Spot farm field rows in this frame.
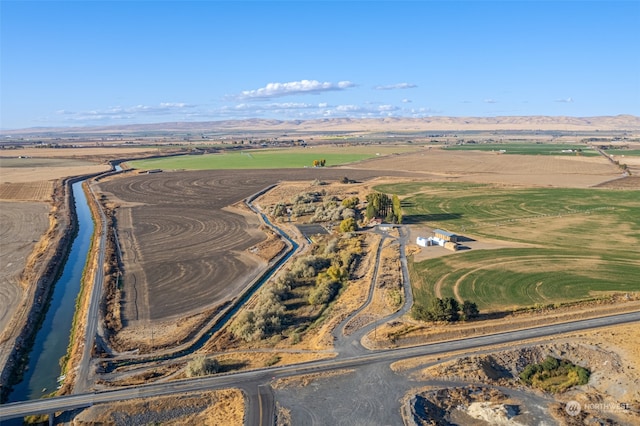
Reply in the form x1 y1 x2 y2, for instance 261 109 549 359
0 181 53 201
373 181 640 312
0 201 50 334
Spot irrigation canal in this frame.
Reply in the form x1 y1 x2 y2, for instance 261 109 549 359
6 181 93 407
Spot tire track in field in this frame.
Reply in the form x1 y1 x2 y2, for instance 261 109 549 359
449 254 602 307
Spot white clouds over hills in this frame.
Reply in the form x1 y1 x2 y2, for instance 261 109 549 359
236 79 355 100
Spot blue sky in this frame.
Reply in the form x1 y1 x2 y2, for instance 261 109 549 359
1 1 639 129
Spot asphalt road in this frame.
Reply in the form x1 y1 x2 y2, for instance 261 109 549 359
2 310 639 422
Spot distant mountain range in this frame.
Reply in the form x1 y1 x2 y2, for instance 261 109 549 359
3 115 639 136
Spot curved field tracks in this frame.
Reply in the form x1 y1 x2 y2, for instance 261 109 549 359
97 168 417 323
411 249 640 312
387 181 640 312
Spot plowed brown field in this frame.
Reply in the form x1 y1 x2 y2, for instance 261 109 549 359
0 181 53 201
347 148 621 187
0 157 110 183
0 201 50 336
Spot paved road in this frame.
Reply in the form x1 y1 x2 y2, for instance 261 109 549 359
2 311 639 422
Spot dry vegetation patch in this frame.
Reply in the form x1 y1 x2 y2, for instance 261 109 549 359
72 388 244 425
212 351 335 373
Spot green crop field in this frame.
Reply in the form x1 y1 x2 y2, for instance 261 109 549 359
127 145 419 170
376 181 640 312
607 149 640 156
443 142 599 156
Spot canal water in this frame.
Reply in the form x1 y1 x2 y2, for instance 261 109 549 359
7 180 93 403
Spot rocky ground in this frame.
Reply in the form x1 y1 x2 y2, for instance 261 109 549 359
403 325 640 426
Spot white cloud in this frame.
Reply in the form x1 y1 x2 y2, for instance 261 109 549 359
336 104 361 112
484 98 497 104
401 99 412 103
377 104 398 112
374 83 417 90
55 102 195 122
555 97 574 103
235 79 355 100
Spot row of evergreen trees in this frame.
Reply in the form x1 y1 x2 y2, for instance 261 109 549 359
365 192 402 224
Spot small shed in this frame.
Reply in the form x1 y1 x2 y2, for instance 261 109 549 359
416 236 430 247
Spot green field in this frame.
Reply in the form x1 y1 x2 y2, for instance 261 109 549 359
127 145 418 170
607 149 640 156
443 142 599 156
375 182 640 312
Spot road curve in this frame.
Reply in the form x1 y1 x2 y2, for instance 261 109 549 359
2 310 639 422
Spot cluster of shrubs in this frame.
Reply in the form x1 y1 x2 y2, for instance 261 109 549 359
231 236 363 342
311 202 356 223
270 188 360 222
412 297 479 322
270 186 367 236
185 356 220 377
519 355 590 393
230 284 288 342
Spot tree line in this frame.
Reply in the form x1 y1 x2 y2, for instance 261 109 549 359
412 297 479 322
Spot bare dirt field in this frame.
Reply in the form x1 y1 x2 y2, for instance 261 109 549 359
2 146 161 160
346 148 622 187
0 201 50 339
0 181 54 201
595 175 640 189
0 157 110 183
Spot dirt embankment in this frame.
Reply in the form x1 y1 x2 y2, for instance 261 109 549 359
0 179 75 401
